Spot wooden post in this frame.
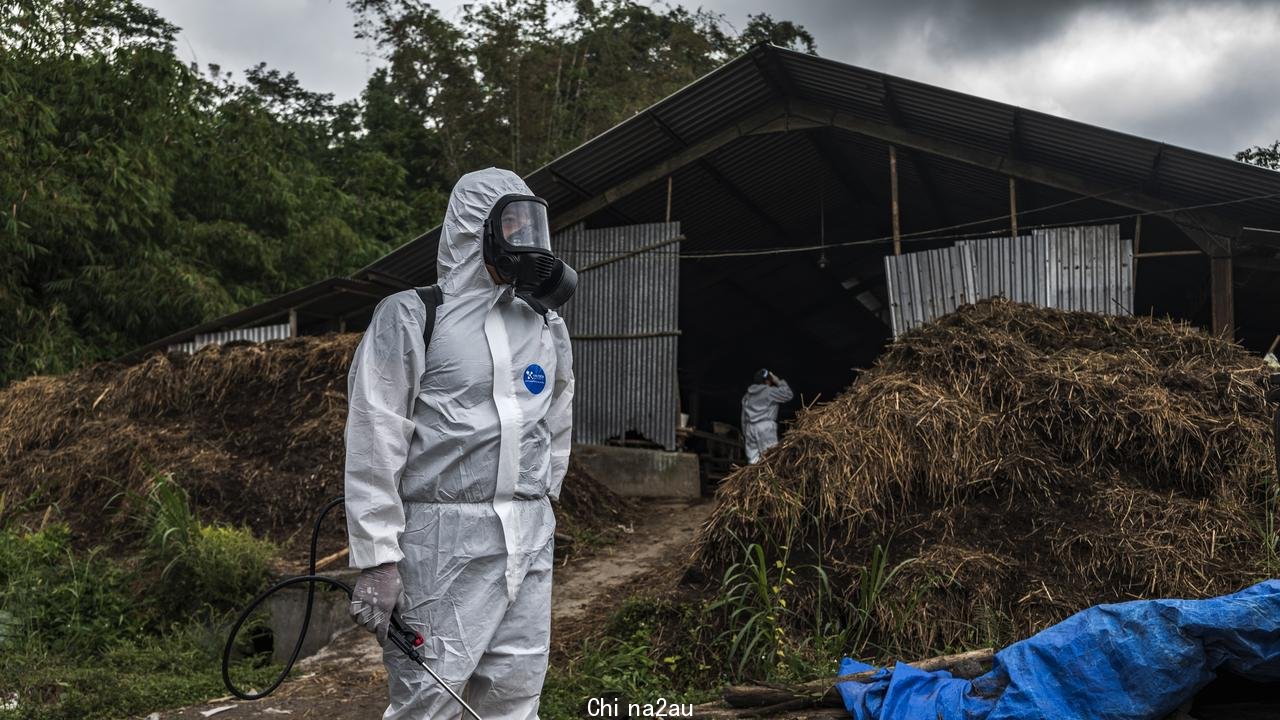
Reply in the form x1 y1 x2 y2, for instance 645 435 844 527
1210 249 1233 339
338 317 347 333
1131 215 1142 285
889 145 901 255
1008 177 1018 238
665 175 673 223
288 308 298 338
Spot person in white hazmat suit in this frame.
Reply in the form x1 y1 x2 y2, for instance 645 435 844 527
741 369 793 464
343 168 576 719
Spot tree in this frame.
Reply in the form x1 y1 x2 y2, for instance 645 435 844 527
739 13 817 54
349 0 816 173
0 0 409 382
0 0 816 384
1237 141 1280 170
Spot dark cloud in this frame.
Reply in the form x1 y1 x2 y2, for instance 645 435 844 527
720 0 1274 59
1111 33 1280 156
720 0 1280 154
143 0 1280 156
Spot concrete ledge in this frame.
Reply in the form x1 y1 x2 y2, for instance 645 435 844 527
572 444 701 499
267 568 358 663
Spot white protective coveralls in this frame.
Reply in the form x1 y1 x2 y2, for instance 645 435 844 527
740 378 793 464
344 168 574 719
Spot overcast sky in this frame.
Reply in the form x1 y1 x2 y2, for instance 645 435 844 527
144 0 1280 158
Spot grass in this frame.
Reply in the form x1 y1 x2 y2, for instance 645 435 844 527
540 538 928 718
541 598 714 720
0 474 281 719
703 533 928 682
707 541 791 679
0 626 280 720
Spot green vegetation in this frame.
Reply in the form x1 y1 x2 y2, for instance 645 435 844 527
541 540 917 719
1237 141 1280 170
542 598 715 720
0 627 279 720
705 539 914 683
1 0 815 385
0 475 279 719
141 475 276 621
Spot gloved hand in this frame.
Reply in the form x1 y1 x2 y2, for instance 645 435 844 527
349 562 403 643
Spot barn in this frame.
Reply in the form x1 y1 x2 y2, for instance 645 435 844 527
132 44 1280 468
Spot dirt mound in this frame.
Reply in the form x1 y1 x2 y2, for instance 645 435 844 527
0 334 622 546
554 458 632 540
692 299 1278 659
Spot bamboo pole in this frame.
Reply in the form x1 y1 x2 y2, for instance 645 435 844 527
717 648 996 714
1132 214 1142 285
314 546 348 570
666 175 673 223
890 145 901 255
1009 177 1018 238
1133 250 1202 259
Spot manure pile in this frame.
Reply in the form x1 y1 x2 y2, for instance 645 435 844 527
0 334 622 545
693 299 1278 658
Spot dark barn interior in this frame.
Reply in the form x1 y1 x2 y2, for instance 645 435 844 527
134 44 1280 441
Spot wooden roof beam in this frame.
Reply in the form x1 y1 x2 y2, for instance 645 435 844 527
550 102 790 231
785 99 1241 256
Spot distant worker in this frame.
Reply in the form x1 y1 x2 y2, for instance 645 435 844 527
741 369 794 464
343 168 577 719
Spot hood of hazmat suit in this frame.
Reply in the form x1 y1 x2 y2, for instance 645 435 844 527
344 167 574 719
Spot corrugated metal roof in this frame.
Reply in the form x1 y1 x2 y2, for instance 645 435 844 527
356 44 1280 285
122 277 394 360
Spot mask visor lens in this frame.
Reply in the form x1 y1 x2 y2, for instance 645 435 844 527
500 200 551 251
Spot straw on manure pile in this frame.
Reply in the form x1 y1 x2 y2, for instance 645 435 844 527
0 334 623 545
692 299 1278 659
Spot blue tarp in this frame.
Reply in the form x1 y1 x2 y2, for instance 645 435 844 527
836 580 1280 720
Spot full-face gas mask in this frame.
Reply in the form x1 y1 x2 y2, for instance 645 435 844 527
482 194 578 312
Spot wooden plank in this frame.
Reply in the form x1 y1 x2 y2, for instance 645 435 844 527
1211 254 1234 338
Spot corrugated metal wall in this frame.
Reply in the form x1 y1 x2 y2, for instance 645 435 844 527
886 223 1131 337
168 323 292 354
959 234 1045 304
1038 224 1133 315
883 245 978 337
555 222 682 450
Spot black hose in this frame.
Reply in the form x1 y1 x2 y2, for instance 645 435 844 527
221 495 348 700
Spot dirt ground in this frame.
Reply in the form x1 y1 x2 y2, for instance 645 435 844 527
149 499 712 720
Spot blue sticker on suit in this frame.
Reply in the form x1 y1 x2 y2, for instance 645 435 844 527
523 364 547 394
